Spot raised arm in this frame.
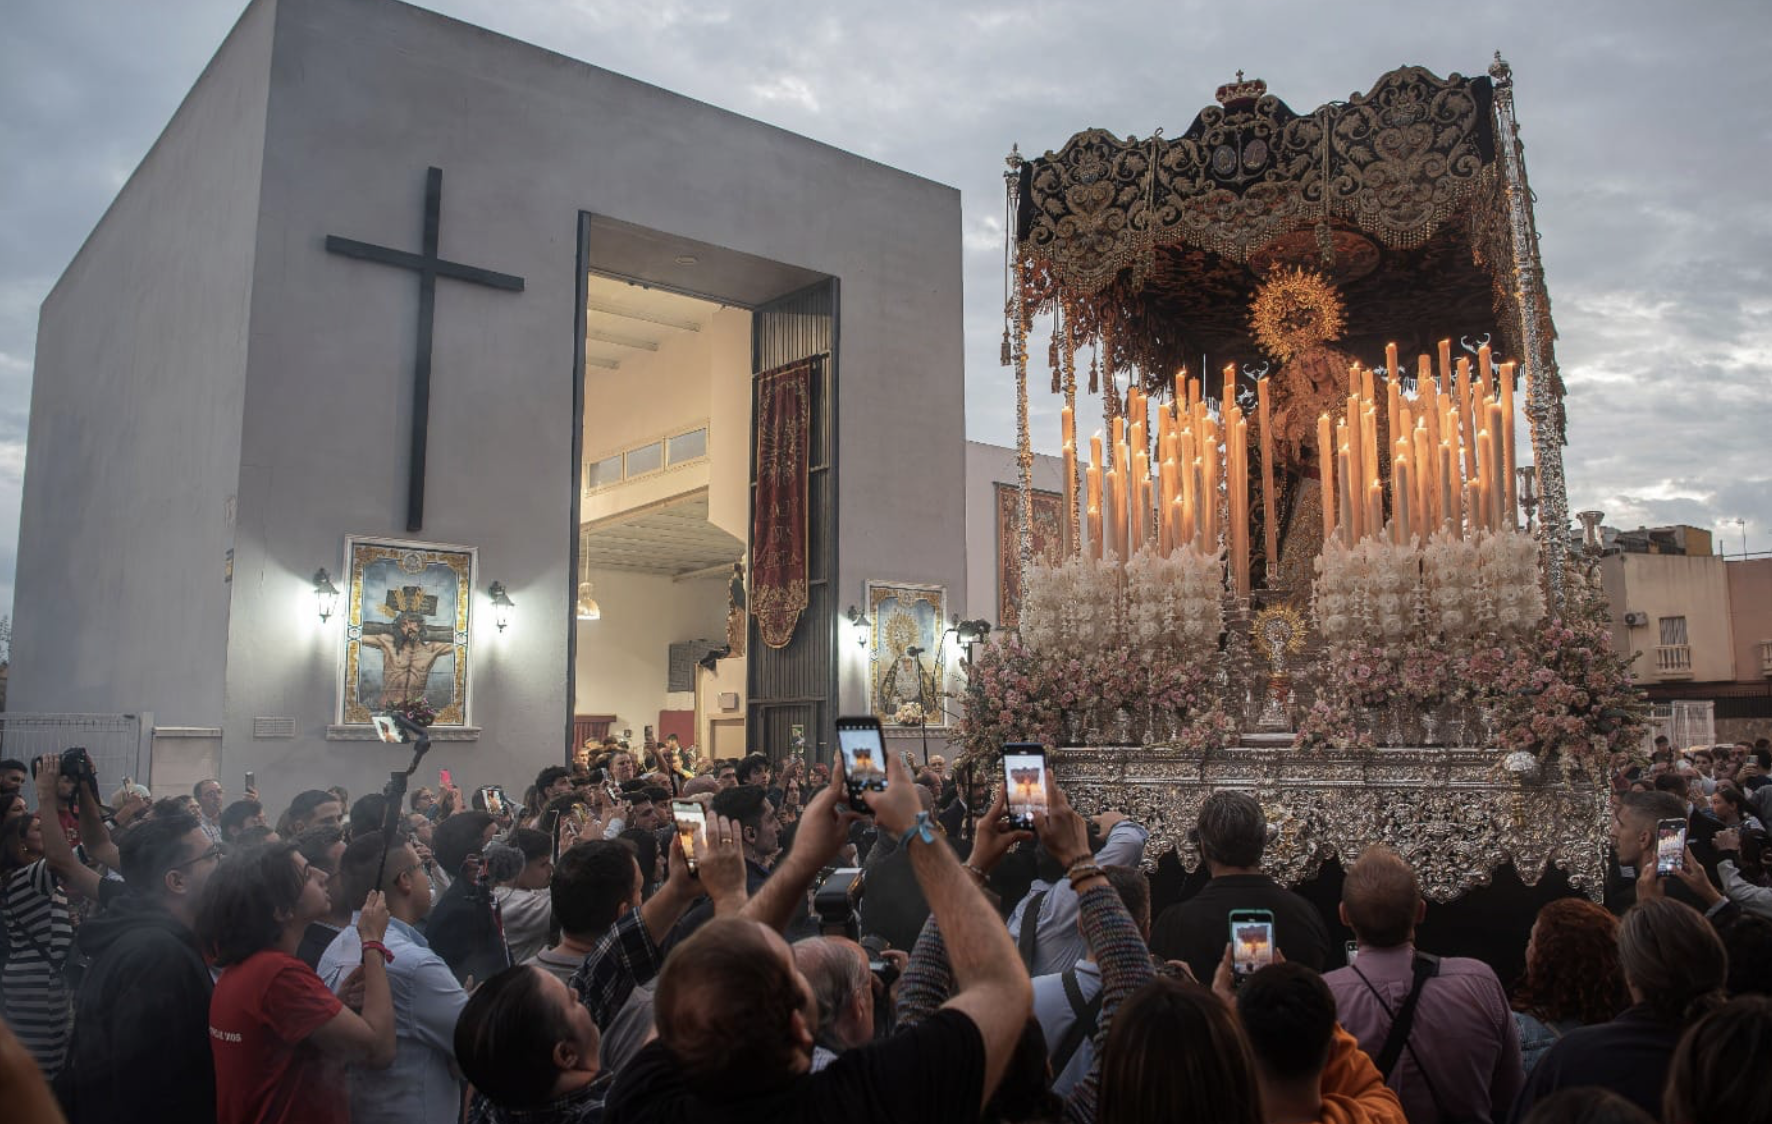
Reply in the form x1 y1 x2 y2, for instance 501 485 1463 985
33 757 101 902
76 773 121 873
895 787 1029 1030
872 754 1034 1114
307 891 397 1069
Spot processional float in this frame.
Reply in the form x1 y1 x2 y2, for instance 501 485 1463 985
962 57 1644 902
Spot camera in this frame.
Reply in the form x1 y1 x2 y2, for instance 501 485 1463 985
812 867 864 941
31 747 98 789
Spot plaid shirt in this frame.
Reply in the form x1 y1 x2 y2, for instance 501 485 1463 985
568 909 664 1028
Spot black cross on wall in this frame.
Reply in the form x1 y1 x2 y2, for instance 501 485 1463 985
325 167 525 532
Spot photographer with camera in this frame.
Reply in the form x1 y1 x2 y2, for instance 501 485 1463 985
2 754 111 1078
604 754 1032 1123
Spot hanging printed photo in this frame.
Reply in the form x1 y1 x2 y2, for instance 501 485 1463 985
339 536 475 726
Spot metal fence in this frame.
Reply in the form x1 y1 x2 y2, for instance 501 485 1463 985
1645 700 1716 753
1 713 150 810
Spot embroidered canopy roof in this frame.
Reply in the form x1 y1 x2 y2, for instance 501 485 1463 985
1013 64 1559 401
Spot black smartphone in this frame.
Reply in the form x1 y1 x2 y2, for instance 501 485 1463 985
478 785 509 818
1655 818 1688 876
834 715 888 809
1002 743 1047 831
1230 908 1276 985
244 771 256 792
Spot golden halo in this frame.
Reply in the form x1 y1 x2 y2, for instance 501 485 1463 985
1249 267 1347 363
1252 603 1309 664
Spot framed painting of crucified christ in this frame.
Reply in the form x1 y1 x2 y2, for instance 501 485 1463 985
339 535 476 727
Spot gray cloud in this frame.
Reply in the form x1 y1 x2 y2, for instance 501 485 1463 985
3 0 1769 636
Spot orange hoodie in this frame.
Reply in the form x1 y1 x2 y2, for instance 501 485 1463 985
1315 1025 1407 1124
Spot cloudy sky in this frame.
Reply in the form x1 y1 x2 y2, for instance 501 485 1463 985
3 0 1769 621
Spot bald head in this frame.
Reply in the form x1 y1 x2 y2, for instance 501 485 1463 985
1340 846 1422 949
793 936 874 1052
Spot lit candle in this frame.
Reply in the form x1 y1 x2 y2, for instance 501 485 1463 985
1385 342 1400 384
1500 361 1518 530
1086 466 1103 561
1318 413 1336 545
1114 434 1131 561
1234 414 1250 595
1258 377 1278 576
1456 358 1478 483
1223 364 1237 423
1361 365 1376 410
1421 354 1442 511
1413 423 1434 532
1395 454 1412 546
1439 441 1456 535
1367 479 1384 546
1477 343 1494 406
1107 466 1123 561
1339 444 1355 544
1476 427 1493 532
1345 396 1365 541
1133 449 1149 554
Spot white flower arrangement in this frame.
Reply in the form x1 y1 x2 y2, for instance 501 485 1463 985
894 701 925 726
1019 546 1224 660
1318 528 1546 655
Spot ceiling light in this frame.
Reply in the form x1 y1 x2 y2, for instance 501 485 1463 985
577 581 602 621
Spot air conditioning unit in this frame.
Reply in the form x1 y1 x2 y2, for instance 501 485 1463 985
1623 611 1649 628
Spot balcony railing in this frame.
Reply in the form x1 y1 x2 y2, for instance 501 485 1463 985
1760 640 1772 678
1654 644 1694 680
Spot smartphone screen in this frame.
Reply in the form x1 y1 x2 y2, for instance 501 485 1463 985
1344 940 1360 965
372 715 406 744
673 801 707 872
1230 910 1276 984
479 786 507 818
1656 818 1688 876
834 716 888 808
1002 744 1047 831
244 771 255 792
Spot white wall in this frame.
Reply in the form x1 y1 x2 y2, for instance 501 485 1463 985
706 310 753 544
21 0 963 806
10 0 274 727
573 567 728 735
963 441 1068 626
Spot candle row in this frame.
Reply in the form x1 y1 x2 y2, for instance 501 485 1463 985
1323 341 1519 548
1079 372 1253 590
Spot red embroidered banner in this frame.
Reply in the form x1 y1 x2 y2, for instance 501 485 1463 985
752 359 814 649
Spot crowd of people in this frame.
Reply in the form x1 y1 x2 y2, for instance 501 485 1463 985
0 735 1769 1124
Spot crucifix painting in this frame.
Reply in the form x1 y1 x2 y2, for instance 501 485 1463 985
341 536 475 725
325 166 525 532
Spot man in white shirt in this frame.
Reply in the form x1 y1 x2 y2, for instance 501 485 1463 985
1029 865 1151 1095
318 831 467 1124
1007 811 1150 976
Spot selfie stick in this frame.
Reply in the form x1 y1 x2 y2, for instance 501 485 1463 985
374 715 434 888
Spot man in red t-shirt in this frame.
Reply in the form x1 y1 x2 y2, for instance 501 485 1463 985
204 843 398 1124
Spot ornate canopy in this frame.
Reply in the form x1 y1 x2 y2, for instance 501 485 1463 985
1011 64 1560 408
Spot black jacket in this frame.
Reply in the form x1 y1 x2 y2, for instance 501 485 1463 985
1148 873 1333 983
57 891 215 1124
428 875 513 986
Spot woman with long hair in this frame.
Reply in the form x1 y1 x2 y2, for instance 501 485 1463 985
1512 897 1727 1120
1511 899 1629 1073
1094 976 1264 1124
1709 784 1765 831
199 841 398 1124
1 757 103 1078
1661 995 1772 1124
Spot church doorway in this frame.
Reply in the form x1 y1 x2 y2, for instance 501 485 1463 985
569 216 836 772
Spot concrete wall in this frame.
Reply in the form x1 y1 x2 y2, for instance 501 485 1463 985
572 567 727 744
1601 553 1735 684
1726 559 1772 683
215 0 962 803
963 441 1067 625
10 0 275 727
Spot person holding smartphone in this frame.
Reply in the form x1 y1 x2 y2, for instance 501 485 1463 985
606 751 1035 1123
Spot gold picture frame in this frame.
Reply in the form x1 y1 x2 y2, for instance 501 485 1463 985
339 536 475 726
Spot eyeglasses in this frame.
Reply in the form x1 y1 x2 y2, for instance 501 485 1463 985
172 845 224 871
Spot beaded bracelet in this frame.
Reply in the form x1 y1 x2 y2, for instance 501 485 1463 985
1066 862 1105 886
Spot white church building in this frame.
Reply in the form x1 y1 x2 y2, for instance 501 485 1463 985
12 0 980 806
